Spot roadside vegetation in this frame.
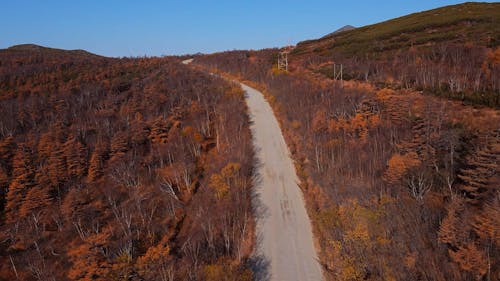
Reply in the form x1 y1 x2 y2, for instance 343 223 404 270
294 2 500 107
196 44 499 280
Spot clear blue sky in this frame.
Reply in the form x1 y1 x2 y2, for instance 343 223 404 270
0 1 489 57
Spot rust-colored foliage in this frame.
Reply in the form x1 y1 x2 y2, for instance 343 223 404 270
209 162 241 199
64 136 88 178
383 152 421 185
5 145 36 222
448 243 488 279
195 48 499 280
0 48 254 280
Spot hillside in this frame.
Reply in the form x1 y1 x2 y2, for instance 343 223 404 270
194 4 500 277
295 2 499 56
321 25 356 38
196 45 500 281
4 44 103 59
1 2 499 281
0 47 255 280
291 2 500 107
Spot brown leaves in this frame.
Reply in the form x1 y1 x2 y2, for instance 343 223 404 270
67 231 112 281
312 109 327 133
383 152 421 185
136 236 171 278
448 243 488 279
64 137 88 178
438 198 467 246
204 260 253 281
87 148 104 182
110 131 129 158
0 136 15 165
149 117 173 144
438 188 499 279
19 185 52 218
5 145 36 222
0 53 255 281
209 162 241 199
457 141 499 204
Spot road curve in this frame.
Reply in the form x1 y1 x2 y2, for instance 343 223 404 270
242 83 323 281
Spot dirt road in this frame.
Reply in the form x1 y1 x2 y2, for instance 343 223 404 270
242 83 323 281
181 58 194 65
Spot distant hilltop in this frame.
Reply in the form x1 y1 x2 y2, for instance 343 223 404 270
5 43 101 57
322 25 356 38
8 43 48 51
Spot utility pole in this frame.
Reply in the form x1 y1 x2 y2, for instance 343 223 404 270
278 50 289 72
333 63 343 87
278 46 293 72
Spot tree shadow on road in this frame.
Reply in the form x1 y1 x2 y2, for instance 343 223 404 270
249 147 272 281
249 252 271 281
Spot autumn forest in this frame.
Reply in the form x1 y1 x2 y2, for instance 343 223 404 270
0 45 255 280
1 1 499 281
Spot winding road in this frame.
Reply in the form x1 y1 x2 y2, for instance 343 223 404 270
242 83 322 281
182 58 322 280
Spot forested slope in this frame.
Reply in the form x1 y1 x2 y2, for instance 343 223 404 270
294 2 500 107
0 46 255 280
195 47 499 280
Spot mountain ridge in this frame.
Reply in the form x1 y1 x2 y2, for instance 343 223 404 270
5 43 103 58
322 25 356 38
294 2 500 56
